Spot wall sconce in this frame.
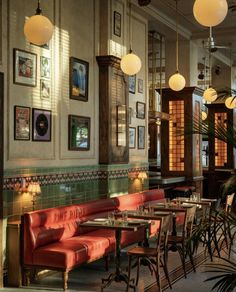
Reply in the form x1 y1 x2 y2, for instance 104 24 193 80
128 172 138 180
138 172 148 191
28 182 41 211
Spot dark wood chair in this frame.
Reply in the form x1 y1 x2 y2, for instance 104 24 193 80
167 205 197 278
126 214 172 292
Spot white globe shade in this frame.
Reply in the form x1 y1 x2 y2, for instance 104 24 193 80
168 73 186 91
24 15 54 45
120 53 142 75
202 111 207 120
225 96 236 109
203 87 217 102
193 0 228 27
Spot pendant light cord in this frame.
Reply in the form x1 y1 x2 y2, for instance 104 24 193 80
175 0 179 73
35 0 42 15
129 0 132 53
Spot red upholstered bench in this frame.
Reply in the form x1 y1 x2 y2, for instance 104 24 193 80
22 189 166 290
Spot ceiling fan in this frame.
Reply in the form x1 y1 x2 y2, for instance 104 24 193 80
202 27 230 53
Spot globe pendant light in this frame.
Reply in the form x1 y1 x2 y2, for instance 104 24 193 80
24 0 54 46
120 0 141 75
168 0 186 91
203 42 217 102
193 0 228 27
225 96 236 109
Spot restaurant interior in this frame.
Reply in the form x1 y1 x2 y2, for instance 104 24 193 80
0 0 236 291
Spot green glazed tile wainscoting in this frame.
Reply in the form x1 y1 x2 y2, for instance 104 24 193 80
4 163 149 220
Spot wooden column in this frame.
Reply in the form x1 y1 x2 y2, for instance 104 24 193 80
96 56 129 164
161 87 203 192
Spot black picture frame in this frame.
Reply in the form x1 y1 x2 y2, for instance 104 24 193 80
138 126 145 149
138 78 143 93
13 48 37 87
136 102 146 119
114 11 121 37
32 108 51 142
68 115 90 150
70 57 89 102
14 105 30 140
129 127 136 149
129 75 136 94
40 56 50 79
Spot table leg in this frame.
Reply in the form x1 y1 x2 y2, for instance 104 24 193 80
101 229 134 290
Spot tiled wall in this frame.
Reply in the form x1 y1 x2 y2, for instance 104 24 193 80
4 163 149 220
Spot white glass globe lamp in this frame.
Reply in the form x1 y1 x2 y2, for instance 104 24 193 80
225 96 236 109
203 87 218 102
24 1 53 46
193 0 228 27
120 51 142 75
168 72 186 91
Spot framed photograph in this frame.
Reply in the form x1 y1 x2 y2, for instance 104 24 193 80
117 105 126 146
40 79 50 99
70 57 89 102
138 126 145 149
138 78 143 93
68 115 90 150
32 108 51 142
129 127 136 149
13 48 37 87
136 102 145 119
114 11 121 37
14 105 30 140
129 75 136 94
40 56 50 79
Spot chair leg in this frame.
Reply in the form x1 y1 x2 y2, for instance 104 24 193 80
161 255 172 289
155 256 162 292
126 256 132 292
135 257 141 286
104 255 109 271
177 245 186 278
63 271 68 291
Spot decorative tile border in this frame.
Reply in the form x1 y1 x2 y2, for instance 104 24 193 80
3 164 149 190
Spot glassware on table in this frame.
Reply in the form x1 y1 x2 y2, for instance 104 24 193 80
108 212 115 225
122 210 128 225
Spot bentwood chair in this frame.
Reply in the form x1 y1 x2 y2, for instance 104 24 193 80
126 214 172 292
167 205 197 278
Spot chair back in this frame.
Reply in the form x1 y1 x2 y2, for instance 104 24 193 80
225 193 235 213
156 213 172 252
184 205 197 238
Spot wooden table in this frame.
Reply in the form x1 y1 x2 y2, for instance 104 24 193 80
81 218 150 290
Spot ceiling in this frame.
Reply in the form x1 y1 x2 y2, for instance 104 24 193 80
137 0 236 63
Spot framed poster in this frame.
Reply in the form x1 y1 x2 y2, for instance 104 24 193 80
128 107 132 125
68 115 90 150
13 48 37 87
129 75 136 94
40 56 50 79
138 126 145 149
129 127 136 149
14 105 30 140
136 101 145 119
32 108 51 141
138 78 143 93
70 57 89 101
40 79 50 99
114 11 121 37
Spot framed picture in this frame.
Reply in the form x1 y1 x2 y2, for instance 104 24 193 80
40 56 50 79
136 101 145 119
128 107 132 125
114 11 121 37
129 75 136 94
32 108 51 142
14 105 30 140
129 127 136 149
13 48 37 87
40 79 50 99
138 126 145 149
70 57 89 102
138 78 143 93
68 115 90 150
117 105 126 146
